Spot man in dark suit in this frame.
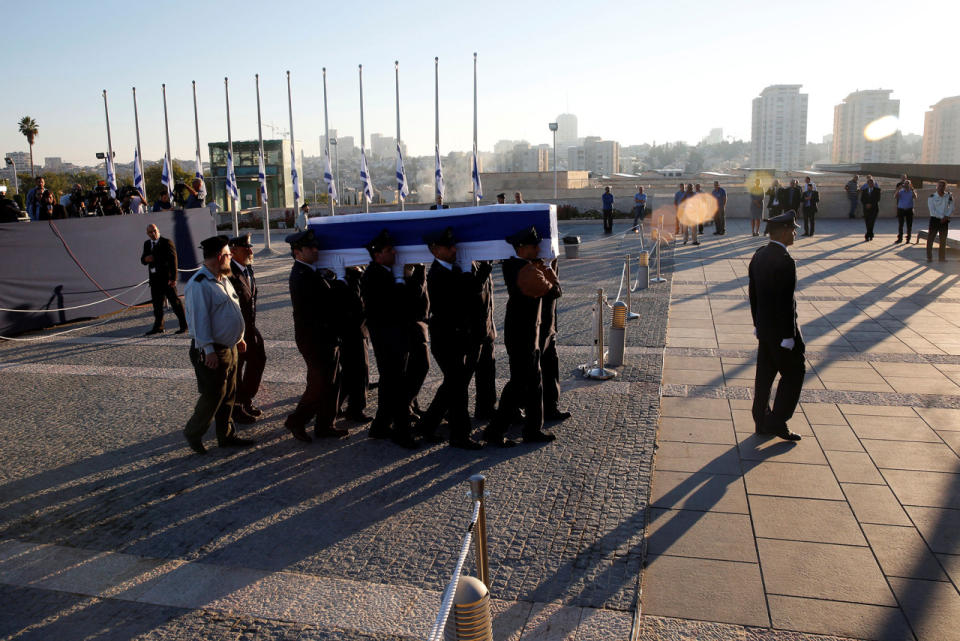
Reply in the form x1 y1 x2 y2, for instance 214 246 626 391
228 234 265 424
540 258 570 422
141 224 187 336
471 260 497 420
360 229 427 449
484 226 560 446
800 183 820 237
749 212 803 441
416 227 487 449
860 177 882 241
284 229 347 443
337 266 371 423
777 179 803 215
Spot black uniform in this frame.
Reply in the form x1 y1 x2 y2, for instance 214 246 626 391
419 259 492 443
800 190 820 236
338 266 370 418
361 262 428 440
539 258 561 415
471 263 497 419
141 236 187 333
749 240 805 436
287 261 342 436
861 185 882 241
777 185 803 214
229 260 265 413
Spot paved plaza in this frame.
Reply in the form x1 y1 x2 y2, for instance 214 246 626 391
0 217 958 640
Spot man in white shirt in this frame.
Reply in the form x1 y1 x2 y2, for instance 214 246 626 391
927 180 954 263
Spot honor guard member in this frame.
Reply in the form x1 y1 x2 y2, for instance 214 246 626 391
484 226 560 446
141 224 188 336
284 229 348 443
749 212 804 441
337 265 371 422
182 235 255 454
417 227 487 449
361 229 427 449
471 258 498 420
540 257 571 422
228 234 265 423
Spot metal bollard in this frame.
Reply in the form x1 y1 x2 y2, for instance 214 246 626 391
650 220 667 284
636 251 650 291
585 288 617 380
624 254 639 320
444 576 493 641
468 475 489 588
607 301 626 366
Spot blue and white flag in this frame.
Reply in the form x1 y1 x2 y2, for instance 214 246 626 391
161 154 174 199
225 149 239 202
105 153 118 199
323 147 337 203
472 147 483 201
434 144 444 198
290 145 300 201
396 143 409 201
258 149 268 203
360 149 373 201
133 147 146 200
194 150 207 199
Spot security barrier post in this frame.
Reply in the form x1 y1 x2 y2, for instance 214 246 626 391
468 474 489 588
585 288 617 380
624 254 639 321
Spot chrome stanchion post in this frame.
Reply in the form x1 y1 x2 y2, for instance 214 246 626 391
624 253 639 321
469 474 489 588
585 288 617 380
651 217 667 284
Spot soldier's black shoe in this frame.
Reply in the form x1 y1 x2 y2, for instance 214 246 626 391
368 426 393 439
232 407 256 424
775 429 802 441
450 437 484 450
345 411 372 423
524 430 556 443
391 433 420 449
145 328 164 336
185 435 206 455
285 419 312 443
418 430 444 444
175 327 188 334
315 426 349 439
545 410 572 421
486 435 517 448
219 435 256 447
244 404 263 417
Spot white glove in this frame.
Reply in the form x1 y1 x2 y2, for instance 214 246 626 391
753 327 757 338
780 338 795 350
332 254 346 281
391 262 405 282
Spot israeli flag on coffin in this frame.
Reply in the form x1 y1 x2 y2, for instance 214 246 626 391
360 149 373 201
133 148 146 199
472 148 483 200
396 143 409 200
290 145 300 201
161 154 174 198
195 150 207 199
105 154 118 199
434 144 444 198
258 150 268 201
324 147 337 202
225 149 239 202
307 203 558 270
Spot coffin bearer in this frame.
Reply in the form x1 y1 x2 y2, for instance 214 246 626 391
471 259 498 421
141 224 188 336
228 234 265 423
182 235 254 454
337 265 371 422
484 226 560 446
540 257 570 422
749 212 803 441
417 227 487 449
284 229 347 443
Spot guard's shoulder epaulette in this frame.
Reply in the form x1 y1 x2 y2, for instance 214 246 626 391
194 272 206 281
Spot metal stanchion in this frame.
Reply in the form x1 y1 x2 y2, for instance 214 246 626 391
636 250 650 291
585 288 617 380
607 301 626 366
651 219 666 284
468 474 489 588
624 254 639 321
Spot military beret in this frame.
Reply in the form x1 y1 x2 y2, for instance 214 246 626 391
229 233 252 248
763 211 800 228
496 193 506 199
423 226 457 247
285 229 319 249
199 235 230 255
366 228 396 254
506 226 542 247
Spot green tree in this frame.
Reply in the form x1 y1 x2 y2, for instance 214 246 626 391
143 161 192 205
17 117 38 177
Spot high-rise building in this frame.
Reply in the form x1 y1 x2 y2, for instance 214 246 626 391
750 85 808 170
556 114 578 151
703 128 723 145
831 90 899 163
567 137 619 174
921 96 960 164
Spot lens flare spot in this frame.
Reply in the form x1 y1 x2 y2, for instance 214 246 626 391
677 193 718 226
863 115 899 142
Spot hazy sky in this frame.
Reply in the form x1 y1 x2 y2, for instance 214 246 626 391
4 0 956 166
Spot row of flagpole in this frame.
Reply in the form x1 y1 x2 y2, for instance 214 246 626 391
98 55 484 247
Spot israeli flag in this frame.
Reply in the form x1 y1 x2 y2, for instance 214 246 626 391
225 149 239 202
360 149 373 201
323 147 337 203
396 143 409 201
161 154 174 199
290 145 300 201
105 154 118 199
194 150 207 199
472 148 483 200
434 144 444 198
258 149 268 202
133 148 146 200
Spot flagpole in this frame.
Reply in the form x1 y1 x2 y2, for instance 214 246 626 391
359 64 369 213
286 70 300 223
473 52 479 206
132 87 144 196
434 56 440 201
322 67 334 216
395 60 403 211
162 83 172 190
225 77 238 236
102 90 114 181
192 80 203 198
255 73 272 251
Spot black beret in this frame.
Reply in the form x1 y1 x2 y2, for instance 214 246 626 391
229 233 252 248
285 229 319 249
366 228 396 254
423 226 457 247
506 226 542 247
496 193 506 199
199 235 230 254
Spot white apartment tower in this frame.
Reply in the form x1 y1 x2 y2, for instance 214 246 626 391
831 90 900 163
555 114 578 151
751 85 808 170
921 96 960 164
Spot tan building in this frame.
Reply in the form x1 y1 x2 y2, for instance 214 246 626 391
751 85 808 170
568 137 620 174
832 89 900 163
921 96 960 164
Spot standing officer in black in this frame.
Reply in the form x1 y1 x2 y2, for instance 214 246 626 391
417 227 487 450
228 234 265 423
361 229 426 449
337 265 371 422
142 223 187 336
860 177 882 241
470 260 497 420
749 212 803 441
285 230 348 443
540 257 571 422
484 227 559 446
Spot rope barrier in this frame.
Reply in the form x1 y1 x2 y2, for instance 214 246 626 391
427 500 482 641
0 280 150 313
0 305 145 342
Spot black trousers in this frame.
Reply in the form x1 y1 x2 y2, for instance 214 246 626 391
421 334 476 440
288 345 340 433
488 344 543 438
927 217 950 261
540 332 560 413
184 344 238 443
802 209 816 236
752 339 805 434
896 208 914 240
149 276 186 330
847 197 858 218
602 210 613 233
236 326 265 408
714 207 726 234
339 330 369 414
405 325 430 412
471 337 497 416
370 333 416 436
863 204 878 239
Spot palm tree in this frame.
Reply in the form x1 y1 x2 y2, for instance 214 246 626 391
18 117 38 177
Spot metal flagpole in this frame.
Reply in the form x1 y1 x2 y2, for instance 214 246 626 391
224 77 238 236
359 64 369 213
102 90 114 176
473 52 479 206
132 87 144 196
162 83 173 197
192 80 203 195
322 67 334 216
286 70 300 222
255 73 272 251
395 60 403 211
434 56 440 201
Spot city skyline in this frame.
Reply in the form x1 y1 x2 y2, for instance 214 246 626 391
2 0 955 168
